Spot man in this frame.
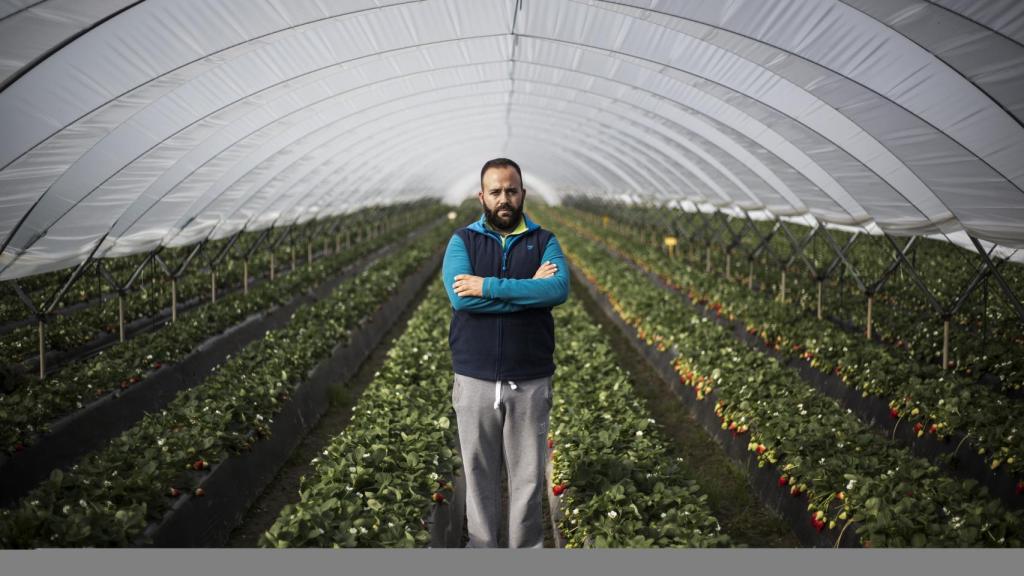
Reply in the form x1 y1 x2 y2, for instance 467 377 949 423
442 158 570 548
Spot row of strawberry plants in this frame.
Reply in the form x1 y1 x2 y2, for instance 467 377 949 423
0 204 401 327
0 203 430 368
573 200 1024 392
547 297 730 548
260 280 459 548
538 206 1024 547
559 206 1024 484
0 207 447 456
0 219 456 547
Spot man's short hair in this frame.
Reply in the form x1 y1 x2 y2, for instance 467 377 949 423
480 158 523 189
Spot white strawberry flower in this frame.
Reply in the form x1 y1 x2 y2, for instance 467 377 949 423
607 510 618 519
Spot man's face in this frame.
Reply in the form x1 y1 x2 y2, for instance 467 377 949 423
479 165 525 232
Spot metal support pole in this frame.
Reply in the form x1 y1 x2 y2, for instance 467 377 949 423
38 319 45 379
866 295 874 339
118 293 125 342
725 252 731 279
780 270 787 303
270 253 275 281
290 245 296 272
943 318 950 369
706 246 712 273
748 259 754 290
243 260 249 296
307 240 312 267
211 270 216 304
171 278 177 323
817 279 823 320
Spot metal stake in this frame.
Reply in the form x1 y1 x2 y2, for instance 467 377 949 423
118 293 125 342
38 319 45 379
817 280 823 320
943 318 950 370
866 295 873 339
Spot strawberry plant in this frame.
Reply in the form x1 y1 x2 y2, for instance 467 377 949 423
549 298 730 548
260 281 460 548
0 217 459 548
557 206 1024 481
0 204 446 455
537 205 1024 547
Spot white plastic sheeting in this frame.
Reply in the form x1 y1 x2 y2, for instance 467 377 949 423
0 0 1022 280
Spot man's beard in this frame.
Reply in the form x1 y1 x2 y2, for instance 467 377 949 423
484 202 523 232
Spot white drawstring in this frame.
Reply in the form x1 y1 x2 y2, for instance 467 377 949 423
493 380 519 409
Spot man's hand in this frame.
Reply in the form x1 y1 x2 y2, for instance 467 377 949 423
533 261 558 279
453 274 484 298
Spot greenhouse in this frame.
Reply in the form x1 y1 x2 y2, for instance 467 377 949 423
1 0 1024 555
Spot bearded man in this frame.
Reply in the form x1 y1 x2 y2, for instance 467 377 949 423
441 157 569 548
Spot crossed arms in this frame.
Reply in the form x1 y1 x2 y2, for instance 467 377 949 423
442 234 570 313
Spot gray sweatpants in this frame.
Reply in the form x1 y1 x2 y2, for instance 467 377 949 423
452 373 552 548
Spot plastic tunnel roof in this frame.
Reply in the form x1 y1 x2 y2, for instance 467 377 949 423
1 0 1023 281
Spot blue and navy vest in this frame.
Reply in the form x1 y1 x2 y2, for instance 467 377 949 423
449 226 555 381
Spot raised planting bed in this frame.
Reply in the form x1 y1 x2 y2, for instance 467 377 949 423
537 205 1024 548
141 251 445 547
0 218 459 548
260 280 463 548
546 297 730 548
556 206 1024 507
0 214 447 507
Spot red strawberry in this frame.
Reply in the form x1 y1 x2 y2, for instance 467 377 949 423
755 444 767 455
194 487 205 497
169 487 181 497
790 485 802 497
778 475 788 488
1016 480 1024 496
889 407 900 419
152 361 162 369
914 422 924 435
192 459 207 471
432 492 446 503
929 424 938 435
547 437 554 449
552 483 566 496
